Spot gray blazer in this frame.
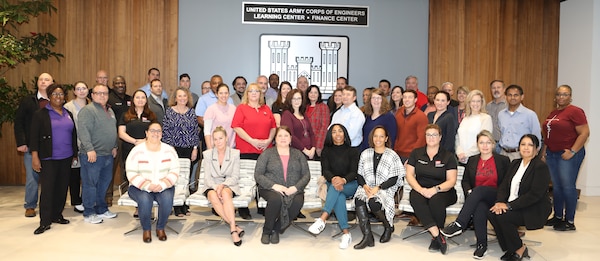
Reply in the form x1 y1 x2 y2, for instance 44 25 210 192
200 147 241 195
148 95 167 124
254 147 310 192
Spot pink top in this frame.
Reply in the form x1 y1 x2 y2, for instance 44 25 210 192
204 103 237 148
280 154 290 182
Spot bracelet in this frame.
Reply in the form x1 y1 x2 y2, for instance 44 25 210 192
570 149 577 155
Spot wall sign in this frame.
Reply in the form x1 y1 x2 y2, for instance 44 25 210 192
243 2 369 27
259 34 349 95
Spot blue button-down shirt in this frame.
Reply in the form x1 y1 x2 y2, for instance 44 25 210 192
498 104 541 149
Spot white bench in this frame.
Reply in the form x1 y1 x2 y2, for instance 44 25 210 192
185 159 256 233
399 166 465 240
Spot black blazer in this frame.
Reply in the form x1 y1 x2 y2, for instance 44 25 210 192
496 156 551 230
14 94 40 147
29 107 78 159
462 152 510 197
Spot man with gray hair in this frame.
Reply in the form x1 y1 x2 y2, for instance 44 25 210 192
441 81 459 107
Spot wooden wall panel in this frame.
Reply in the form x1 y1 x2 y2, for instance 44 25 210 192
428 0 559 122
1 0 178 185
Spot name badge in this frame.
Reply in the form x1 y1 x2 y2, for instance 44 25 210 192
435 160 445 168
418 159 428 165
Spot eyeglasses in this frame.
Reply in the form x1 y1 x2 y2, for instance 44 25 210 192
425 133 440 137
556 93 570 97
291 97 302 101
51 93 65 97
148 129 161 133
93 92 109 96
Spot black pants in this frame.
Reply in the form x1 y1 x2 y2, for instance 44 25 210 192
69 167 82 205
455 186 497 245
410 188 457 229
488 208 525 253
259 189 303 234
354 197 383 213
39 157 72 226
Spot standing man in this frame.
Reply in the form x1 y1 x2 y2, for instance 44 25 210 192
195 74 234 127
96 70 109 87
296 75 309 93
393 89 428 163
405 75 428 110
230 76 247 106
179 73 199 107
78 84 119 224
15 73 53 217
327 77 348 109
486 80 507 144
147 79 168 124
330 86 365 147
107 75 131 206
256 75 275 108
441 81 459 107
139 68 168 98
378 79 391 97
267 73 279 101
497 84 542 161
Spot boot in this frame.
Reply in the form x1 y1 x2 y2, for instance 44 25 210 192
373 210 393 243
353 205 375 249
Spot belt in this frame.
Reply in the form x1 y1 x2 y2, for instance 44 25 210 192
502 147 518 153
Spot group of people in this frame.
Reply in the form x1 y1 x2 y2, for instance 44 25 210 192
15 70 589 257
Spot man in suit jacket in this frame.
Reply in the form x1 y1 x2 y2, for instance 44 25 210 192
147 79 168 124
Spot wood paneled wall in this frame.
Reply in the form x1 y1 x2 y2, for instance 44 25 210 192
0 0 178 185
428 0 559 122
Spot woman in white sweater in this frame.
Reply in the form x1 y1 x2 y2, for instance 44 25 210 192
126 122 180 243
455 90 493 164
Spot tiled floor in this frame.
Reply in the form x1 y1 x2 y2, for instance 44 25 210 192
1 186 598 260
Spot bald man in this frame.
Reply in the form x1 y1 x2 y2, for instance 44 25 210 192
15 72 54 217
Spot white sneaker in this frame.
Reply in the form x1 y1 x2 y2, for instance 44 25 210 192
339 233 352 249
98 210 117 219
84 214 103 224
308 218 326 235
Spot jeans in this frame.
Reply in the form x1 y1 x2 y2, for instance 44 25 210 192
322 180 358 230
546 147 586 222
24 151 40 209
128 185 174 231
80 154 114 217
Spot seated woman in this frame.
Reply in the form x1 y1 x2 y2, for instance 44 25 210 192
125 123 180 243
406 124 458 255
199 126 244 246
441 130 510 259
254 126 310 245
489 134 551 261
307 124 360 249
353 126 405 249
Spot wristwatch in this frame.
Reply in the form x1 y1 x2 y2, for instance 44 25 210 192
435 185 441 192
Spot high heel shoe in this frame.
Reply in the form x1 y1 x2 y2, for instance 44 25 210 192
509 247 530 261
231 231 242 246
236 225 245 238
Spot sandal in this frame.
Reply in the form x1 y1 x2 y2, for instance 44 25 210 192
174 207 184 217
236 225 245 238
230 231 242 246
184 205 191 216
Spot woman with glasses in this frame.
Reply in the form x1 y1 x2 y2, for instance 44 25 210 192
30 84 77 234
281 89 316 159
441 130 510 259
406 124 458 255
542 85 590 231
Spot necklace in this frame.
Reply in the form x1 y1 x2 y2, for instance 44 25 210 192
481 157 492 167
299 118 309 137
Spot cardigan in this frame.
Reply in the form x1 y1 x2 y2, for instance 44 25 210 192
200 147 241 195
254 147 310 192
496 156 552 229
461 153 510 197
125 142 180 192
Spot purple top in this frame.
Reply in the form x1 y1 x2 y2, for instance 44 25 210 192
46 104 75 160
162 107 200 148
280 110 316 151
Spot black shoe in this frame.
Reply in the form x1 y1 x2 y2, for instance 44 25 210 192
52 218 70 224
436 234 448 254
34 225 51 235
428 238 440 252
238 208 252 220
441 221 463 237
554 221 576 231
270 230 280 244
546 216 563 226
508 247 530 261
501 251 514 260
473 244 487 259
261 233 270 244
353 205 375 250
257 207 265 215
